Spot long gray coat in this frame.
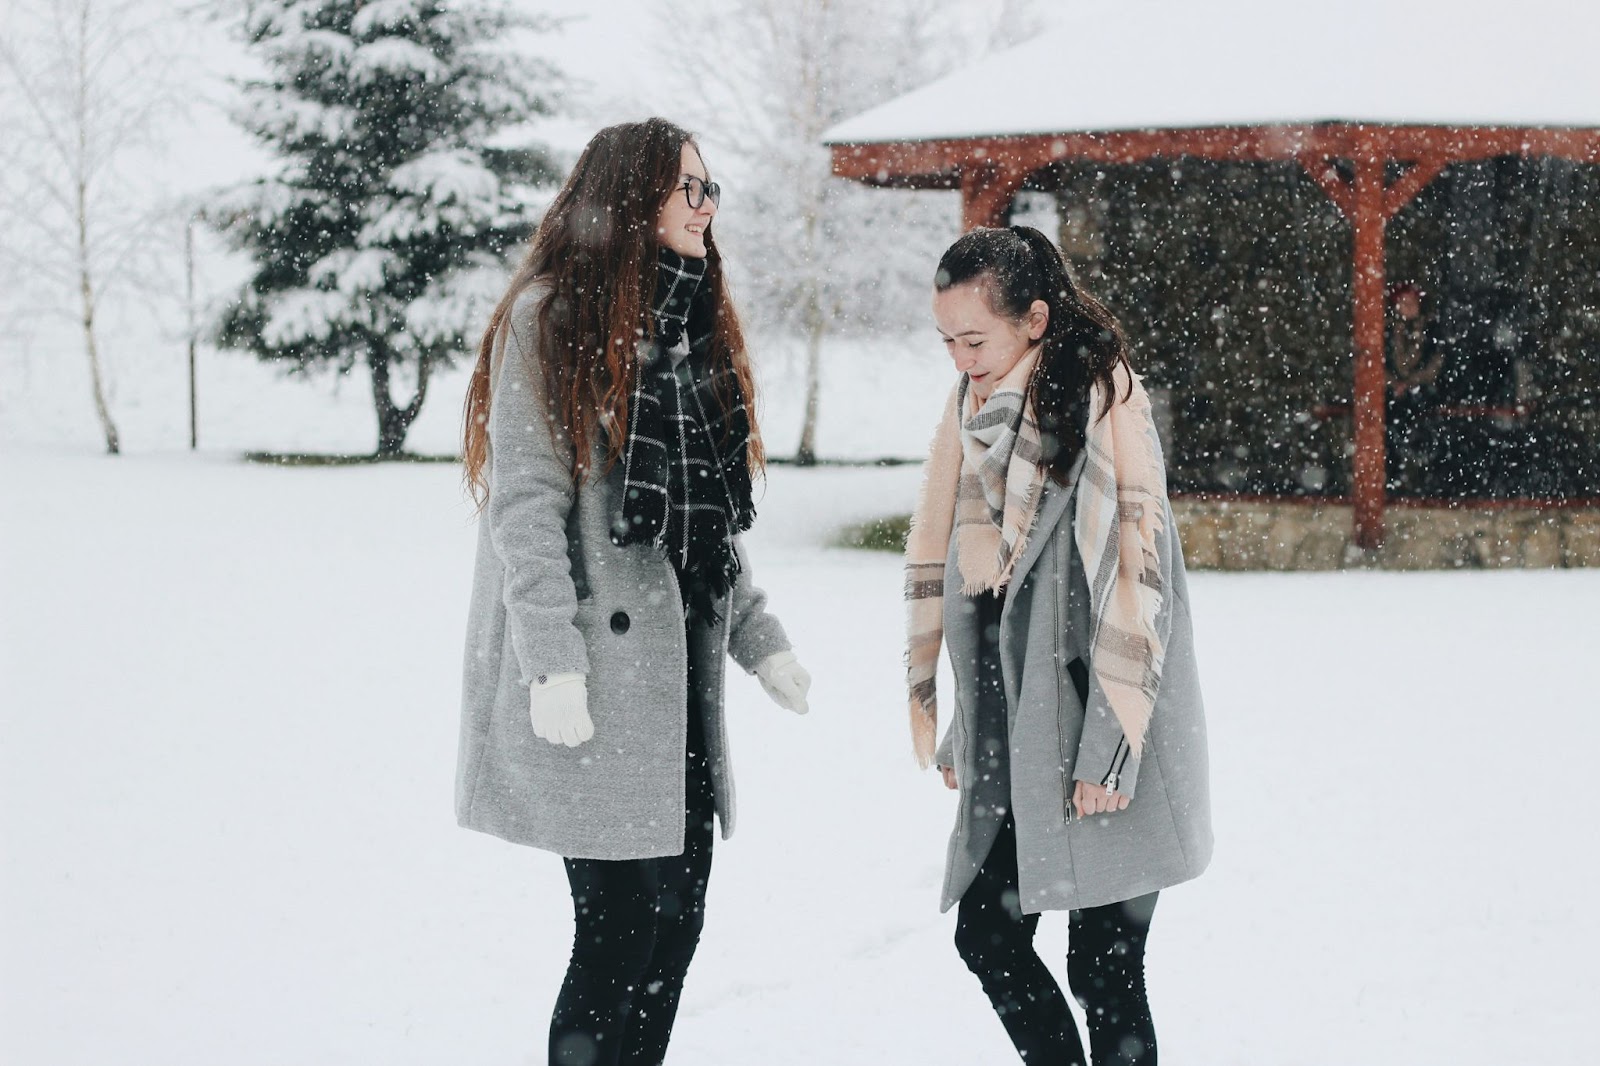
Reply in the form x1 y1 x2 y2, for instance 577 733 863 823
934 460 1213 914
456 290 791 860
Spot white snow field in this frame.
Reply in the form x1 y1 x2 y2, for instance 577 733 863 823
3 441 1597 1065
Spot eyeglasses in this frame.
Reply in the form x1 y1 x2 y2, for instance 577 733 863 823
678 175 721 210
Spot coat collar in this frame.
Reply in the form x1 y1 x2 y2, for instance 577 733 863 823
941 448 1085 650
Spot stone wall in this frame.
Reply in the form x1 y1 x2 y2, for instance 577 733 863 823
1174 499 1600 570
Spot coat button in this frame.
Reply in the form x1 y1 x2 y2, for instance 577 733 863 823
610 610 631 635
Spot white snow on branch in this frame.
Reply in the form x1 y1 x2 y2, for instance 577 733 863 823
389 149 500 207
262 288 362 347
360 201 434 244
359 150 507 242
211 174 329 230
238 91 358 144
266 28 353 72
351 0 429 38
405 258 507 347
244 1 319 39
349 38 446 84
308 248 402 295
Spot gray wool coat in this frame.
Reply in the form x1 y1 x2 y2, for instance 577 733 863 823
934 459 1213 914
456 289 792 860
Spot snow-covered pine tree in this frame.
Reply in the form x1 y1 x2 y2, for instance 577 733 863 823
207 0 561 456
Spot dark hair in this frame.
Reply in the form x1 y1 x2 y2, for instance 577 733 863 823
934 225 1131 485
463 118 763 506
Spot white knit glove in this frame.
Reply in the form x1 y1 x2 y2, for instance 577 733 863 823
528 672 594 747
754 651 810 715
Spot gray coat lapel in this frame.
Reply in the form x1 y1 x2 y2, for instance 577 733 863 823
1004 448 1086 598
944 449 1084 708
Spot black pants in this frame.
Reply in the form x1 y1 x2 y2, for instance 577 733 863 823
549 699 716 1066
955 815 1158 1066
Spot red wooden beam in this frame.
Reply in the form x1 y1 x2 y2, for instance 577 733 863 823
1377 124 1600 164
960 162 1029 230
1297 153 1355 220
831 140 960 186
829 123 1600 187
1349 132 1389 551
1383 155 1448 220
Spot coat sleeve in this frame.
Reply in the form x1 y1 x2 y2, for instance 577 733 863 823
933 723 954 771
484 304 590 687
724 536 792 673
1071 498 1181 800
1072 695 1142 798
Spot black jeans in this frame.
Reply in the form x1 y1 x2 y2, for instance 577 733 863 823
549 699 716 1066
955 815 1159 1065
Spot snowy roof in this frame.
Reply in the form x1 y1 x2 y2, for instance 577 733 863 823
823 4 1600 145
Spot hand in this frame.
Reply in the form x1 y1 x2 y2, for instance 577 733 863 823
1073 780 1130 818
528 673 594 747
939 765 958 790
754 651 810 715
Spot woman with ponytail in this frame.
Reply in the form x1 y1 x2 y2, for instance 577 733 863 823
456 118 811 1066
905 225 1213 1064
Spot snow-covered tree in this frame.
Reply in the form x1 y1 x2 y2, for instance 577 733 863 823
661 0 970 464
206 0 561 455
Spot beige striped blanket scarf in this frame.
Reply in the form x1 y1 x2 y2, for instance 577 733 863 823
903 359 1169 769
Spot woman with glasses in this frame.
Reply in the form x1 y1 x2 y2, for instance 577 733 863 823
905 225 1213 1065
457 118 811 1066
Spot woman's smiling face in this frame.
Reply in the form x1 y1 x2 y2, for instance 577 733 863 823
656 143 717 259
932 279 1048 401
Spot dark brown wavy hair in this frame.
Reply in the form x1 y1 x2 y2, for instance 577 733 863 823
463 118 763 506
935 225 1132 485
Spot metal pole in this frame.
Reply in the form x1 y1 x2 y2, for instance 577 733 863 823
185 214 198 451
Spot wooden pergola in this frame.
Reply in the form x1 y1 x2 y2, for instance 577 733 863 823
828 123 1600 547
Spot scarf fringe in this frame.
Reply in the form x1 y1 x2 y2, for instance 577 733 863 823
903 382 963 769
1076 365 1168 756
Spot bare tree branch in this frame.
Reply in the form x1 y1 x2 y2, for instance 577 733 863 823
654 0 971 461
1 0 198 453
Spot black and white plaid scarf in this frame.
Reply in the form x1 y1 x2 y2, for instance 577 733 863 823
611 247 755 624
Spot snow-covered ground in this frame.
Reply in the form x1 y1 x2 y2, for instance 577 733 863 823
8 0 1598 1054
3 444 1597 1065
